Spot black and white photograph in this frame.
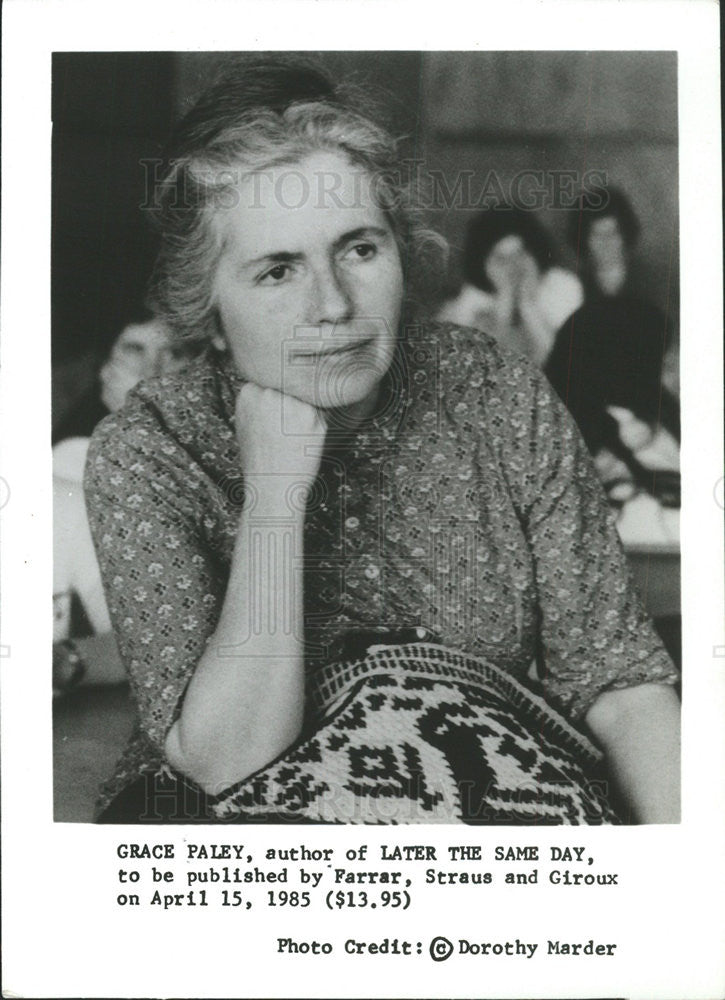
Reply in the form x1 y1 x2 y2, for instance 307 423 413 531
2 1 723 998
51 49 682 826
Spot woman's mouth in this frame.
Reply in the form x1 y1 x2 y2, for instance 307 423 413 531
293 337 373 361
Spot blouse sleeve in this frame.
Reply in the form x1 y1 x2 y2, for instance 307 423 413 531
497 359 679 722
84 412 226 751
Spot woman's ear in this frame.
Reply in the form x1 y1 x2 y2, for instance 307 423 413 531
209 310 228 353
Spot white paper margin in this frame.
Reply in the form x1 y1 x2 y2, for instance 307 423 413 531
1 2 723 998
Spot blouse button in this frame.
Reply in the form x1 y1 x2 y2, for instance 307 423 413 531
364 564 380 580
345 516 360 531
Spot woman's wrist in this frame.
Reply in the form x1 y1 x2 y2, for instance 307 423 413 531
242 472 316 520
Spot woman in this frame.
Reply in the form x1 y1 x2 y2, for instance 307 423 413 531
545 189 680 543
551 187 679 416
53 314 192 446
437 207 583 365
568 186 641 300
85 59 680 824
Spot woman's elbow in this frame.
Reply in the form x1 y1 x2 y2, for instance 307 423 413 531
163 719 236 795
584 682 681 824
163 720 187 776
163 714 300 796
585 682 680 746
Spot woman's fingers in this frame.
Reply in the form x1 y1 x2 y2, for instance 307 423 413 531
234 383 327 482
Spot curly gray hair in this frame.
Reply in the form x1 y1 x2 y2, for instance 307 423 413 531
145 58 445 346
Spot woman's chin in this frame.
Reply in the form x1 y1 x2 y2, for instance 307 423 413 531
317 382 383 427
305 367 379 408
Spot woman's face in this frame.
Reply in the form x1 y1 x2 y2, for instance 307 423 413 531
483 234 537 292
587 216 626 270
211 150 404 412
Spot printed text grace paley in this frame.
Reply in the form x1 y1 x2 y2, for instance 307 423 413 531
115 843 593 863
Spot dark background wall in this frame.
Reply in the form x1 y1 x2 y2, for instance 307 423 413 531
52 53 175 364
51 51 678 426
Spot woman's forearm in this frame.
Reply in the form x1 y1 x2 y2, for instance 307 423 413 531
165 477 307 794
518 297 555 366
585 683 681 823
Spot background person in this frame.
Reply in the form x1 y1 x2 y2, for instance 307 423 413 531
545 189 680 543
437 206 583 365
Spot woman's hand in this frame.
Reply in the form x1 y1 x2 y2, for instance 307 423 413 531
513 253 540 305
235 383 327 489
606 405 655 453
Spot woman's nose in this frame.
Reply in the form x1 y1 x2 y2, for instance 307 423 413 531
311 262 353 326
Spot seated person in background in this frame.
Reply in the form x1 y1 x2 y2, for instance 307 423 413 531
437 206 583 366
53 313 192 443
53 315 198 695
573 187 640 299
544 189 680 546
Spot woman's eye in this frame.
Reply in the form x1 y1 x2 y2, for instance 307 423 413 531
258 263 291 284
345 242 376 261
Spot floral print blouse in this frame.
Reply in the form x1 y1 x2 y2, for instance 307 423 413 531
85 321 678 812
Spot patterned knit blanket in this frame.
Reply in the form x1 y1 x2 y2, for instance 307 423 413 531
204 644 618 825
